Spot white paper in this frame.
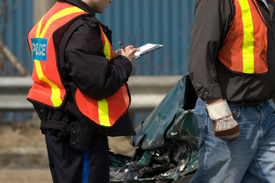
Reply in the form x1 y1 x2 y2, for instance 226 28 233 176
135 43 163 59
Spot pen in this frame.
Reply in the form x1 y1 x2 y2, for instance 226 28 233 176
119 41 125 51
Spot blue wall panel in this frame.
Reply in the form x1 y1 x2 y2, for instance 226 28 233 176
0 0 33 76
0 0 196 76
97 0 196 76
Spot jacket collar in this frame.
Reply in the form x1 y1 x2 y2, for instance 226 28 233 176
58 0 96 16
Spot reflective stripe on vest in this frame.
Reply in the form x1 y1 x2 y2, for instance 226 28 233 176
75 83 130 127
75 25 130 127
99 25 114 60
218 0 268 74
28 2 87 107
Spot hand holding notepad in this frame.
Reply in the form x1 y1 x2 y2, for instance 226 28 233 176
135 43 163 60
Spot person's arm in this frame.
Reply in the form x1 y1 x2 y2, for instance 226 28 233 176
189 0 239 142
188 0 233 103
65 23 133 100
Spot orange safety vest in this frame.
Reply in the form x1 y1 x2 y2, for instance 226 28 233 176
218 0 268 74
27 2 130 127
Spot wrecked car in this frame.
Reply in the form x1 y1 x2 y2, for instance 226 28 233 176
109 75 198 183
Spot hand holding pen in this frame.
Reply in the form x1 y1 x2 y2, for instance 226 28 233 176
114 41 140 64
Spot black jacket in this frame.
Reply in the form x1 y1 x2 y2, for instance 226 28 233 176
188 0 275 102
32 0 136 136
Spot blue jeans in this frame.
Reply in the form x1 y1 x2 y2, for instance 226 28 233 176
190 98 275 183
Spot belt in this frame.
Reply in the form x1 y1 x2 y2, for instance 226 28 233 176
228 101 265 107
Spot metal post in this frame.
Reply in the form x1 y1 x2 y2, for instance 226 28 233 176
33 0 55 23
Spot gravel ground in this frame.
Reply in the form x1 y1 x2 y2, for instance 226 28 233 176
0 116 136 182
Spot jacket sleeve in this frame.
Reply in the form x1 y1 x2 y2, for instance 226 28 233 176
64 22 132 100
188 0 233 100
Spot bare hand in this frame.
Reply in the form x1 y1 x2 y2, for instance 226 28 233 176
114 45 140 64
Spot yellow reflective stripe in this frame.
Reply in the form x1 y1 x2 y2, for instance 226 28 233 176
239 0 254 74
34 7 85 107
98 26 112 125
36 16 44 37
98 99 111 126
34 60 63 107
35 18 63 107
40 7 84 38
101 27 111 60
103 35 111 60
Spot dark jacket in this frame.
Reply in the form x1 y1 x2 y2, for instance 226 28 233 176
188 0 275 103
32 0 136 136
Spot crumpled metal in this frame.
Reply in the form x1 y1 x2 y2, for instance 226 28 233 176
110 75 199 183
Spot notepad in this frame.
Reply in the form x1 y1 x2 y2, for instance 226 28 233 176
135 43 163 60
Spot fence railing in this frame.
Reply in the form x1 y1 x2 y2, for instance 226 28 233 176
0 76 182 113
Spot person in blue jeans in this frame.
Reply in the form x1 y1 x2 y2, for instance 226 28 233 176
188 0 275 182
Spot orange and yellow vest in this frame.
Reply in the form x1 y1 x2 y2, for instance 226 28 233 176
218 0 268 74
27 2 130 127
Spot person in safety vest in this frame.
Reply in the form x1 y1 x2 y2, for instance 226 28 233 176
188 0 275 182
27 0 139 182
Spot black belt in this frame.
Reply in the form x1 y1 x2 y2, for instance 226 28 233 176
228 101 266 107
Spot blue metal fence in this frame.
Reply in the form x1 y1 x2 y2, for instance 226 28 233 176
0 0 33 76
0 0 196 76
